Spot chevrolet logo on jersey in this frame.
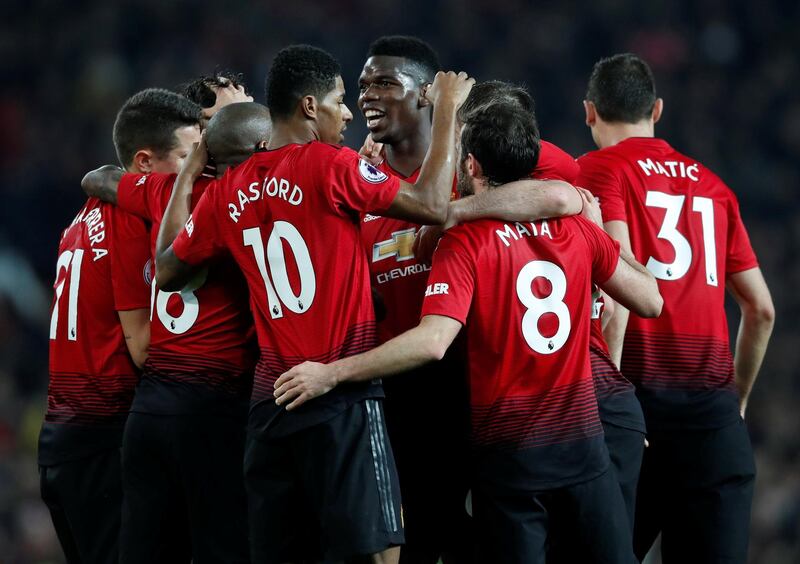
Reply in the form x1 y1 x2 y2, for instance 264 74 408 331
373 228 416 262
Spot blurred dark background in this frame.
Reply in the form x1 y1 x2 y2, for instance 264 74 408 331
1 1 798 562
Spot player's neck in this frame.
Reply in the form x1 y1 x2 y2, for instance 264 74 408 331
267 121 316 149
384 124 431 177
597 121 654 149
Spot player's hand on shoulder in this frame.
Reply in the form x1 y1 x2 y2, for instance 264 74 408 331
180 131 209 180
578 187 603 227
425 71 475 109
413 224 444 266
273 361 337 411
358 134 384 166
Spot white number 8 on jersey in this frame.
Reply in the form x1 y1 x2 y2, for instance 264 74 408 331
516 260 571 354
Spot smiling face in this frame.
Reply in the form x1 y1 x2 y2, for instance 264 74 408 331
357 55 429 145
149 124 202 173
316 75 353 144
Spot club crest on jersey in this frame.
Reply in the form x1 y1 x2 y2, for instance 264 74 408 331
358 159 389 184
143 259 153 286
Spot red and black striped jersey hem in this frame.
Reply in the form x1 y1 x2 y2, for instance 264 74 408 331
470 378 603 451
251 321 378 403
590 347 646 432
45 370 137 421
145 350 256 380
248 322 383 438
622 330 740 430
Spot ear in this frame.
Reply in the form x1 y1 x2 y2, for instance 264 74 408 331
132 149 155 174
652 98 664 124
300 95 317 120
418 82 432 108
583 100 597 127
466 153 482 179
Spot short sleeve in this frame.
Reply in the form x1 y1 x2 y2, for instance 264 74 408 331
171 187 225 266
419 232 475 325
325 147 401 215
725 194 759 274
577 152 627 223
532 141 580 183
118 172 177 222
109 207 152 311
573 216 622 284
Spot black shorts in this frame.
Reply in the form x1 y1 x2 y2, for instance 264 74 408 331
634 418 756 563
120 412 249 564
40 448 122 564
245 398 404 563
473 469 635 564
382 362 474 564
603 421 645 531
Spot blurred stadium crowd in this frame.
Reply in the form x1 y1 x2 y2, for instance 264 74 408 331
1 0 797 562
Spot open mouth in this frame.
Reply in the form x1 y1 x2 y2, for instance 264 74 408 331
364 109 386 129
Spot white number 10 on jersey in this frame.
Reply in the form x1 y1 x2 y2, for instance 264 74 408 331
244 221 316 319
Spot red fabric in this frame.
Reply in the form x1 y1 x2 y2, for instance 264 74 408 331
172 142 401 407
577 138 758 397
47 198 150 423
117 172 255 378
421 215 620 449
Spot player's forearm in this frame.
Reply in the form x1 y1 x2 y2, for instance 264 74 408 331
733 305 774 414
81 165 123 204
155 172 195 258
603 305 630 369
410 100 459 224
330 324 448 384
453 180 582 224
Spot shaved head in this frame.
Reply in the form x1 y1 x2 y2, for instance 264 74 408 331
205 102 271 167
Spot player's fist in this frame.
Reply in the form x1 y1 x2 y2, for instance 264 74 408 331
578 187 603 227
425 71 475 109
358 134 385 166
180 131 209 180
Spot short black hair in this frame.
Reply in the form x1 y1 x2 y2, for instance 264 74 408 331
461 102 540 186
266 45 341 120
206 102 271 166
367 35 440 83
586 53 657 123
183 71 248 109
112 88 201 168
458 80 535 124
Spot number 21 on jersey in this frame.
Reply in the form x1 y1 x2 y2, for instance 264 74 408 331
50 250 84 341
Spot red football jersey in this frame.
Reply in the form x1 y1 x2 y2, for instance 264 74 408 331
172 142 402 436
421 215 620 489
577 137 759 430
41 198 151 464
361 140 579 342
116 173 256 414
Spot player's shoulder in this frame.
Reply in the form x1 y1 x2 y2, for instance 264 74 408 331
535 140 580 183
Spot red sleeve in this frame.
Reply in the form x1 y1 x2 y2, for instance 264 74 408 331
576 152 627 223
573 216 622 284
532 140 580 183
419 231 475 325
325 147 401 215
725 193 759 274
109 207 152 311
171 187 225 266
117 172 177 222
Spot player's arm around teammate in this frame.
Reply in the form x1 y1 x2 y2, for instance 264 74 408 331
155 70 476 290
272 175 661 412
